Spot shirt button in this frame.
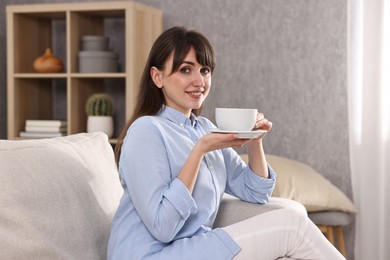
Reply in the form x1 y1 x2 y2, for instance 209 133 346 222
179 123 184 127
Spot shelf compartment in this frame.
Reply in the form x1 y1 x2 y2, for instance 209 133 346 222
11 12 66 74
69 10 125 73
10 78 67 138
68 78 125 138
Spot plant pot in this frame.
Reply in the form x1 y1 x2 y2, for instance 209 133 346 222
87 116 114 138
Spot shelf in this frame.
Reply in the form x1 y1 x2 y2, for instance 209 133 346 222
70 73 127 78
13 73 127 78
7 2 163 142
14 73 67 78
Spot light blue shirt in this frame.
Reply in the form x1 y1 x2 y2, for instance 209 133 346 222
108 106 276 260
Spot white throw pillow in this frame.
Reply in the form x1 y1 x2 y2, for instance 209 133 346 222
240 154 356 213
0 133 123 259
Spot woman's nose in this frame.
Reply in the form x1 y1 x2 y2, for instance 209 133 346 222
192 71 205 87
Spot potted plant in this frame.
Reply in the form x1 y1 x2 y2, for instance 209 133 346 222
85 93 114 138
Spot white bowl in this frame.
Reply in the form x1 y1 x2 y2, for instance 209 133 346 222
215 108 257 131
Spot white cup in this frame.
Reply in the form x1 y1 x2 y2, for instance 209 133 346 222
215 108 258 131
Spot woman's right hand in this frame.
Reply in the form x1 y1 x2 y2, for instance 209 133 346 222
178 133 250 194
196 133 251 155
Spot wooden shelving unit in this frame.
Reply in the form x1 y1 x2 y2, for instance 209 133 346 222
6 1 162 142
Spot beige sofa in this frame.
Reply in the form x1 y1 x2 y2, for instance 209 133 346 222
0 132 310 259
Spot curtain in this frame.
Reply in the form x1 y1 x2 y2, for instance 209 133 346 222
348 0 390 259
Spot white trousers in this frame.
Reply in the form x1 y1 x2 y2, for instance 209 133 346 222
223 208 346 260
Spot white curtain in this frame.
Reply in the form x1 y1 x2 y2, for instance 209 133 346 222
348 0 390 259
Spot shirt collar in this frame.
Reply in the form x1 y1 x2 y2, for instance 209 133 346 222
159 106 198 128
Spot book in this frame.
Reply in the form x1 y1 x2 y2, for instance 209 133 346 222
25 120 67 127
25 125 67 133
19 131 66 138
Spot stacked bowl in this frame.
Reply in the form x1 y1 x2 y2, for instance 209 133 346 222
78 35 118 73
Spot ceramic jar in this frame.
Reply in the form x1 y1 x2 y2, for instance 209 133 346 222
33 48 64 73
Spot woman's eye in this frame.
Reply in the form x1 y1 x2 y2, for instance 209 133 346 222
180 67 191 73
201 67 211 75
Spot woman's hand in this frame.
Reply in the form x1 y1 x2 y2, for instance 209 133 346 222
197 112 272 154
182 113 273 189
243 112 272 178
250 113 272 142
180 133 250 193
196 133 251 155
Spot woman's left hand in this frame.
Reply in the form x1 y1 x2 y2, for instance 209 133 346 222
251 113 272 141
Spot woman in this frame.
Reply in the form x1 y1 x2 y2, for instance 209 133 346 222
108 26 345 260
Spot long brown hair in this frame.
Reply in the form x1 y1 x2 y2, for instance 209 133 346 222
114 26 216 163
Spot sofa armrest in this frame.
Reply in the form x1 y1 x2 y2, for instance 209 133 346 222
213 194 307 228
0 133 123 259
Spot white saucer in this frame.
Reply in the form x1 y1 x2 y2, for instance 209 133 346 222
209 129 267 139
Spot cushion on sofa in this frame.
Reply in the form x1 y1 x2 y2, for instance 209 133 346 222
214 194 307 228
0 133 123 260
240 154 356 213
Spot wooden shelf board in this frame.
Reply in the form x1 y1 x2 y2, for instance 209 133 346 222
70 73 127 78
14 73 67 78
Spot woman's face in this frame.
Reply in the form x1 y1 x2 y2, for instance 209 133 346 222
151 47 211 117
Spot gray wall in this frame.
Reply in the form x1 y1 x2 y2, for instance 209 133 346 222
1 0 353 258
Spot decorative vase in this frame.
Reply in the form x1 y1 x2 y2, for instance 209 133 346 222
33 48 64 73
87 116 114 138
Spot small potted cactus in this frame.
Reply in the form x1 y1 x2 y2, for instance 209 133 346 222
85 93 114 137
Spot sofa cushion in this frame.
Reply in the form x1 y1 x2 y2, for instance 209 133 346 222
214 194 307 228
240 154 356 213
0 133 123 260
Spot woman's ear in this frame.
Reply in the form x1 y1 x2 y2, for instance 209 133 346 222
150 67 163 88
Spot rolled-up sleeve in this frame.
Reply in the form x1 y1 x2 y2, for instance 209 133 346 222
241 164 277 203
164 178 198 219
223 148 276 204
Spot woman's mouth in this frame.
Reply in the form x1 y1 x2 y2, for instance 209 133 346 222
186 91 203 99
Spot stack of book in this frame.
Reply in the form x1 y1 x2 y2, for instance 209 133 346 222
20 120 67 138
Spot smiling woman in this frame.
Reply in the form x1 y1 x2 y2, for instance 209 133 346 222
108 26 345 260
150 47 211 117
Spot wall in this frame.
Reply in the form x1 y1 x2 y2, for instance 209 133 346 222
0 0 353 258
